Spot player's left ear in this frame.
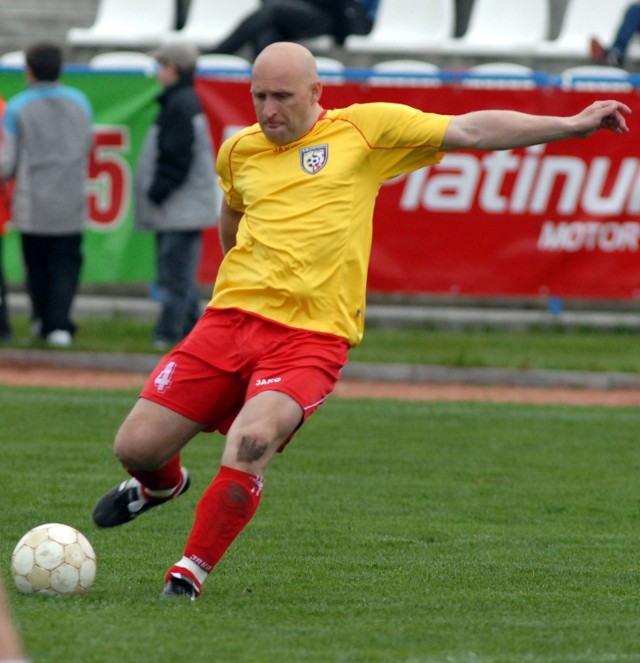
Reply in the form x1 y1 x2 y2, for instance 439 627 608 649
310 80 322 104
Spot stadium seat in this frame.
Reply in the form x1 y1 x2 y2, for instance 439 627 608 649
298 36 336 54
345 0 455 55
440 0 549 56
202 54 344 79
536 0 635 59
89 51 157 73
196 54 252 77
369 59 441 86
67 0 175 48
560 65 633 91
314 56 345 69
162 0 260 49
0 51 25 68
461 62 537 89
314 56 346 83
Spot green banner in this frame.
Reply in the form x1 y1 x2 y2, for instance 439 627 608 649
0 70 161 284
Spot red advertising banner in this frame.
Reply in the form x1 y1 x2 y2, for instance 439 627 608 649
196 78 640 301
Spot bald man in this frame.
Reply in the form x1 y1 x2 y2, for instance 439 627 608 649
93 42 630 600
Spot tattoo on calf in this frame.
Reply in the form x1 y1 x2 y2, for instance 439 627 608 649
237 435 268 463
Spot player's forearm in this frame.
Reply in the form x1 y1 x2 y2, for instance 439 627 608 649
448 110 575 151
442 100 629 152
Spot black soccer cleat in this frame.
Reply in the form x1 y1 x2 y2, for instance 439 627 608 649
92 468 190 528
160 576 199 601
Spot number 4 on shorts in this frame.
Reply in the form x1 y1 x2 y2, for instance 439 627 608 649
154 361 177 393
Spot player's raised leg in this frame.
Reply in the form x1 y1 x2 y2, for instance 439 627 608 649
93 399 205 528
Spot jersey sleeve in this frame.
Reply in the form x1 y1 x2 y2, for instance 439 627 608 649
349 103 452 182
216 133 247 213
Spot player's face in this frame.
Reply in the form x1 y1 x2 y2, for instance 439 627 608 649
251 67 321 146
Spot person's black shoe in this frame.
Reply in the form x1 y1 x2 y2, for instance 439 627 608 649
93 468 190 528
160 576 199 601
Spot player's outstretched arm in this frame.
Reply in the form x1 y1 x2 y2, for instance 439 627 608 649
441 100 631 152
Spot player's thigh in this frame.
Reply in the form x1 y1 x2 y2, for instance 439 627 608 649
114 397 206 470
221 390 303 473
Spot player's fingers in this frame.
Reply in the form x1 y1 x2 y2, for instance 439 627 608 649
611 109 630 132
612 101 632 115
603 101 632 119
595 100 631 116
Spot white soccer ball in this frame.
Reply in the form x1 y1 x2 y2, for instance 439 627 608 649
11 523 97 595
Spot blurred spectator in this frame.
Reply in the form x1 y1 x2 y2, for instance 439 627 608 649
590 1 640 67
0 575 30 662
0 96 12 342
204 0 377 60
0 41 93 348
134 42 218 349
346 0 379 36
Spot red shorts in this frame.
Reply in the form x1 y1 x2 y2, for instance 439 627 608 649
140 307 349 447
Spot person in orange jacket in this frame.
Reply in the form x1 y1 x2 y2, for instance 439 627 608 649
0 95 13 341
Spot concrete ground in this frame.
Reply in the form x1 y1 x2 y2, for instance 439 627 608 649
4 292 640 391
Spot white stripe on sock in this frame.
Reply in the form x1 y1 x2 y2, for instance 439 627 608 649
177 556 208 585
144 485 178 499
144 468 186 499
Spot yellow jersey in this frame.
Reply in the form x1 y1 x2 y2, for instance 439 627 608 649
211 102 452 346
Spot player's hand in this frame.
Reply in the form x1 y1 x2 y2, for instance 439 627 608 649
572 100 631 137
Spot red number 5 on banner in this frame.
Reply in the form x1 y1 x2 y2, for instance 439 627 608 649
87 125 131 230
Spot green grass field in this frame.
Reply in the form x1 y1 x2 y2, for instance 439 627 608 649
2 385 640 662
6 313 640 373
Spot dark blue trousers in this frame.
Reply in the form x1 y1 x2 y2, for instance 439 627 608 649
612 2 640 61
154 229 203 345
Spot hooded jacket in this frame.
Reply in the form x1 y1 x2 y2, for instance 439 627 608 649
134 76 217 232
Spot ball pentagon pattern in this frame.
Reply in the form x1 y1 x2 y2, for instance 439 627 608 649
11 523 96 595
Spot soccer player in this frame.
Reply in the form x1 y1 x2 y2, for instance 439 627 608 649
93 42 630 600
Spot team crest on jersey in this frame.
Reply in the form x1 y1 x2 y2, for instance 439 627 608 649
300 144 328 174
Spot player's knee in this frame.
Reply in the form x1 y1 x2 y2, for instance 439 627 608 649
113 422 157 470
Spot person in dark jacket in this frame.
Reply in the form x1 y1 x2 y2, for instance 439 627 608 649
135 42 218 348
204 0 370 60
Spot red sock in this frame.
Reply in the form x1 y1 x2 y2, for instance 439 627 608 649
183 465 264 574
128 454 184 499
